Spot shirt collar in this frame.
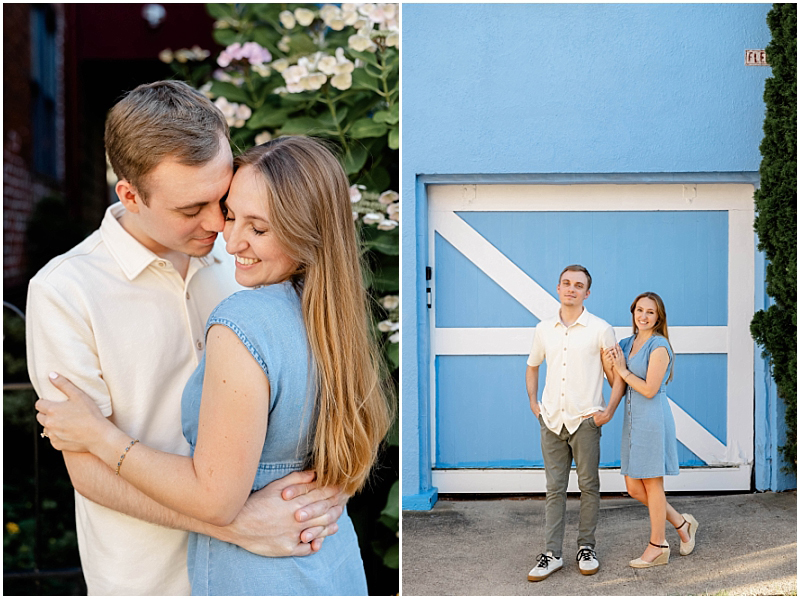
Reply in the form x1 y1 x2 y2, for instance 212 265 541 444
100 203 219 281
554 306 592 328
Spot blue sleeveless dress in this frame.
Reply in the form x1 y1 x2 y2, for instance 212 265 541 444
619 335 679 479
180 282 367 596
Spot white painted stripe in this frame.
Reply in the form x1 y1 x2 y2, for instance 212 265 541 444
434 326 728 355
726 208 756 463
429 183 756 212
668 397 728 464
432 210 560 319
432 464 752 494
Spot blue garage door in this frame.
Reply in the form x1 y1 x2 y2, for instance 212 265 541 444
428 183 755 492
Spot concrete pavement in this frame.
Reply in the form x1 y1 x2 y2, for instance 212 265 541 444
402 491 797 596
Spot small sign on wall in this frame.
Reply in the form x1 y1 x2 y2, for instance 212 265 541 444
745 49 769 66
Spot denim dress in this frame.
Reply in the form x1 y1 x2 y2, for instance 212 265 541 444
181 282 367 596
619 335 679 479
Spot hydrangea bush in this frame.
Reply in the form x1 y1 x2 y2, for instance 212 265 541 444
159 2 399 582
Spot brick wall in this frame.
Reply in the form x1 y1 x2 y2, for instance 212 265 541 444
3 4 65 290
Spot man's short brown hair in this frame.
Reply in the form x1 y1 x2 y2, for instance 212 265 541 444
105 80 230 204
558 264 592 289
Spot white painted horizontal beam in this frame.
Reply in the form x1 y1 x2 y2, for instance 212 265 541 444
434 326 727 355
432 464 752 494
429 183 755 212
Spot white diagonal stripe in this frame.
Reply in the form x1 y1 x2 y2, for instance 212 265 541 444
432 210 560 319
669 397 729 465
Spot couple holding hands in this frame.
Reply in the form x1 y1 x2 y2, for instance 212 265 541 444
526 264 699 581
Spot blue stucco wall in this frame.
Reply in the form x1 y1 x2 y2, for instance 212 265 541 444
401 3 794 506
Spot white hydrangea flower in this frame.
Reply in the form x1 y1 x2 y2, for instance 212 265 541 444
348 34 373 52
190 45 211 60
363 212 383 225
302 72 327 91
319 4 339 23
158 48 173 63
278 35 291 53
331 73 352 90
386 31 399 47
279 10 296 29
381 295 399 310
389 331 399 344
377 219 398 231
271 58 290 73
198 81 214 98
174 48 192 63
318 55 338 76
352 211 359 221
349 185 363 204
214 97 236 118
294 7 315 26
379 190 398 205
378 319 399 332
252 63 271 77
283 64 309 85
387 203 399 220
254 131 272 145
358 3 377 18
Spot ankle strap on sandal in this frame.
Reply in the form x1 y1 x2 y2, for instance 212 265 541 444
675 519 688 531
649 541 669 549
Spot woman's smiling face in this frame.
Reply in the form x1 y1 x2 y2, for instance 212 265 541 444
633 296 659 333
222 166 299 288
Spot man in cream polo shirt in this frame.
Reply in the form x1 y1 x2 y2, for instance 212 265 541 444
26 81 342 595
525 265 616 582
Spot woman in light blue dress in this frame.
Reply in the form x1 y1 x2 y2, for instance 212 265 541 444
33 137 392 594
600 292 698 569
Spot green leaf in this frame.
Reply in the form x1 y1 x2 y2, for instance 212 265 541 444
206 3 236 20
357 166 391 193
362 227 399 255
212 28 239 48
386 341 399 370
380 481 399 522
343 144 368 174
382 544 399 569
347 49 380 67
247 106 289 129
371 264 399 292
348 118 387 139
279 116 332 136
351 68 382 93
209 81 251 104
388 127 399 150
289 33 317 56
372 110 392 124
317 106 349 128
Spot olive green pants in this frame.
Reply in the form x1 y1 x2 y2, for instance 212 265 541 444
539 415 602 558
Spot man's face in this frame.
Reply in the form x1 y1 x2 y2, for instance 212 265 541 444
126 142 234 257
556 270 590 308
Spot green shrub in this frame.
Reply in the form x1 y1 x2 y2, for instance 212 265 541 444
751 3 797 472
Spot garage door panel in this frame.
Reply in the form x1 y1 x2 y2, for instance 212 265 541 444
456 210 728 326
435 233 539 328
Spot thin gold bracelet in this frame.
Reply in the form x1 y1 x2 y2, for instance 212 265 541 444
115 439 140 476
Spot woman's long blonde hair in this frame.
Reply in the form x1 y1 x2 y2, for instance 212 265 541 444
234 136 392 495
630 291 674 383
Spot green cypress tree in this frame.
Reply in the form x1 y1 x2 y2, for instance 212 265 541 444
751 3 797 473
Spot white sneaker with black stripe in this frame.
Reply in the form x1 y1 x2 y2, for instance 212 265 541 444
527 551 563 581
576 545 599 575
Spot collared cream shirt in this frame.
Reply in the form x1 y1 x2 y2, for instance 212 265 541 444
26 203 241 596
527 307 616 435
